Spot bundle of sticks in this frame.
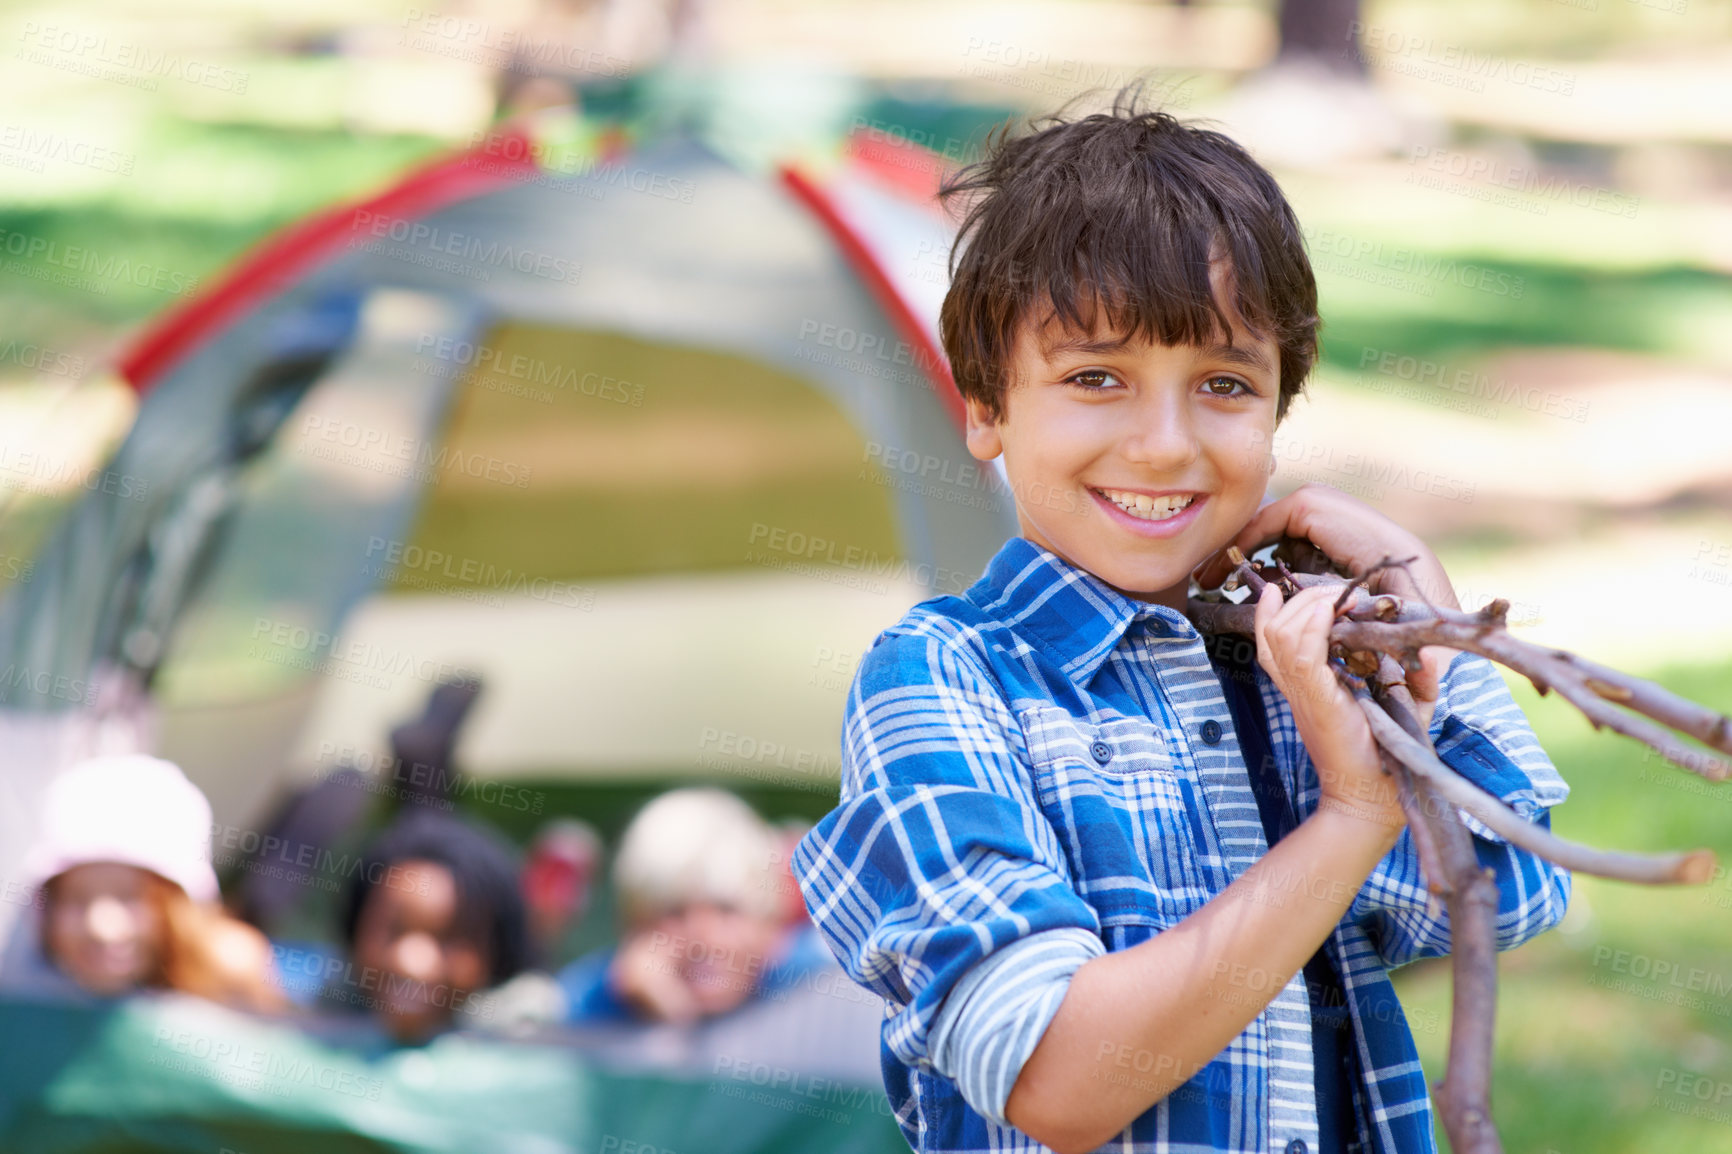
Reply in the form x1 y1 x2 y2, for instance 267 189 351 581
1186 539 1730 1154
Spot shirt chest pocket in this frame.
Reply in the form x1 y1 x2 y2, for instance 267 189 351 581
1018 705 1209 929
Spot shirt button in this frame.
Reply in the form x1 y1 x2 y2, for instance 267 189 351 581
1090 741 1112 765
1284 1141 1308 1154
1199 719 1223 745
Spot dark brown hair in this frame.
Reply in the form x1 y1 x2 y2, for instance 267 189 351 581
938 88 1319 422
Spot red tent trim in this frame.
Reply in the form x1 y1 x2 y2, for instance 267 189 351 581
118 129 543 394
777 163 966 435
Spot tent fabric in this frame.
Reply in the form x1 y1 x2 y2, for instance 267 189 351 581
0 990 902 1154
0 131 1007 714
0 121 1013 943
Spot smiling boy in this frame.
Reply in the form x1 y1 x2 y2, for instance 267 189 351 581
792 99 1570 1154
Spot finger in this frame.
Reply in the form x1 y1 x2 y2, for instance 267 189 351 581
1252 579 1284 631
1252 582 1283 671
1408 643 1461 706
1260 585 1328 663
1266 583 1338 630
1298 596 1336 664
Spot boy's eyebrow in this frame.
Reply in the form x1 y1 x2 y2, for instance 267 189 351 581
1042 334 1134 357
1203 342 1275 374
1042 334 1275 374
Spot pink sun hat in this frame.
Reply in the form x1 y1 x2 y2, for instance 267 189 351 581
23 754 220 903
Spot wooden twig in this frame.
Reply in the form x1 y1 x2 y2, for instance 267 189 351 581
1191 550 1731 1152
1189 593 1732 782
1378 685 1503 1154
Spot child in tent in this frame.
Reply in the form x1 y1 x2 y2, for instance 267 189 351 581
338 808 530 1042
558 788 832 1025
14 754 283 1012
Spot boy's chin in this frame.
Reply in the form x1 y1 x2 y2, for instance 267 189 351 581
1075 552 1195 604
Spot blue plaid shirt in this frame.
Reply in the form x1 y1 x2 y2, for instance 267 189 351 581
793 536 1571 1154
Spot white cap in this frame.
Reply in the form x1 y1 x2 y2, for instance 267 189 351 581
613 788 783 925
23 755 219 903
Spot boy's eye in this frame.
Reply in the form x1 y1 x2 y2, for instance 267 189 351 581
1202 376 1253 397
1064 369 1122 390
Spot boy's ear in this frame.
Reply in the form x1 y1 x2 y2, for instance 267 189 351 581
963 396 1003 462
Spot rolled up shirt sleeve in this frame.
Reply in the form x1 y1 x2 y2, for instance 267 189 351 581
926 926 1105 1125
1352 650 1573 967
792 628 1103 1090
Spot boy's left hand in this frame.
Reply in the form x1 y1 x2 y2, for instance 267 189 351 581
1192 482 1461 731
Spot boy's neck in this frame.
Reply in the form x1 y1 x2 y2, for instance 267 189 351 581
1020 535 1192 616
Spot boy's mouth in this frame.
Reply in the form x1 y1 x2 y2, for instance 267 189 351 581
1092 487 1198 523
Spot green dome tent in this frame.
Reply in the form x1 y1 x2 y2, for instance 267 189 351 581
0 108 1012 1153
0 111 1012 836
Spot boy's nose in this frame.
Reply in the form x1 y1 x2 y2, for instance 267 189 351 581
1120 392 1202 470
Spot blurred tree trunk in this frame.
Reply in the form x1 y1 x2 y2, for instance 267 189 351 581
1276 0 1367 77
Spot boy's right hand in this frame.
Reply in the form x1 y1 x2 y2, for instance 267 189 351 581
1253 581 1407 835
608 920 702 1025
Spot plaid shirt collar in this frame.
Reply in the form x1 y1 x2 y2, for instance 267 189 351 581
967 535 1203 689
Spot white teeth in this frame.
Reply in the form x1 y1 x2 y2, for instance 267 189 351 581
1098 489 1195 522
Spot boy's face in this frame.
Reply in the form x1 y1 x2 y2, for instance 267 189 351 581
965 281 1279 610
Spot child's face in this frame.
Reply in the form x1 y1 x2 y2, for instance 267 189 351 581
352 859 490 1041
966 284 1279 609
630 901 785 1019
45 862 168 996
